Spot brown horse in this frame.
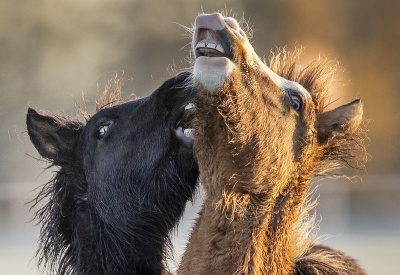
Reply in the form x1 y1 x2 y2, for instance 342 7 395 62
178 13 367 275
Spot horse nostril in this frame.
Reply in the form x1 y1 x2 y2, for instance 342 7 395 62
224 17 240 31
211 12 225 22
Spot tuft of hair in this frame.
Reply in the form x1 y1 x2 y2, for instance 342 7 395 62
269 47 338 114
295 244 367 275
77 72 135 121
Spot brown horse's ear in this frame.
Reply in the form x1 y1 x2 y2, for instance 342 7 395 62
317 99 363 144
26 108 83 163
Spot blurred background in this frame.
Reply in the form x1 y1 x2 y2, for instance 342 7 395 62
1 0 399 274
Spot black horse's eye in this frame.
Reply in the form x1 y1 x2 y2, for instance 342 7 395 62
97 121 114 140
98 125 109 140
287 90 303 112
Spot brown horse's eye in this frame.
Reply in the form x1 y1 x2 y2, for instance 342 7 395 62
287 89 303 112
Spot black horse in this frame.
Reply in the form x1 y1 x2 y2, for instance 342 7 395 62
27 73 198 275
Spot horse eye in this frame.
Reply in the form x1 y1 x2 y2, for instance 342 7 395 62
287 90 303 112
98 125 109 140
97 121 114 140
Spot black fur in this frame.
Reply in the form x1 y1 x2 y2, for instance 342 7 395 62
27 73 198 275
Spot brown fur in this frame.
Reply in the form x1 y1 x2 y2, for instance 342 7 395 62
178 16 367 275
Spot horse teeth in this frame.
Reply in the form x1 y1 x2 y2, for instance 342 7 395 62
184 128 194 138
196 42 206 49
207 43 216 49
215 45 225 53
196 41 225 54
185 103 195 110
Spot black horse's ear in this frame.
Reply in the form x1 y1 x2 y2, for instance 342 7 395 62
26 108 83 164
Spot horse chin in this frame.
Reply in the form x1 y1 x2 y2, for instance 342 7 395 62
193 56 235 92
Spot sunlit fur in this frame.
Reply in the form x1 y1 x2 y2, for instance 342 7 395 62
178 14 367 275
27 73 198 275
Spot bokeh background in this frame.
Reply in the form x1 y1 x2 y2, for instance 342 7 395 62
1 1 399 274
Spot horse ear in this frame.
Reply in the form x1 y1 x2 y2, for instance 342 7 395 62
317 99 363 143
26 108 83 163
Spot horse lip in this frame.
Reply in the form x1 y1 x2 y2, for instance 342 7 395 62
173 102 195 144
176 102 195 129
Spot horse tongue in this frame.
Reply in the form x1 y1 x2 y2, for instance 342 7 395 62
197 29 220 46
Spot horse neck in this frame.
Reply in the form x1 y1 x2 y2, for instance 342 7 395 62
179 178 312 275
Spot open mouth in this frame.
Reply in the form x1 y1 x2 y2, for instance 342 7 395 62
175 102 195 144
192 14 238 91
195 28 232 59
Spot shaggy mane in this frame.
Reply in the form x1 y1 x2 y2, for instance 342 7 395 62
30 163 85 274
29 73 139 274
